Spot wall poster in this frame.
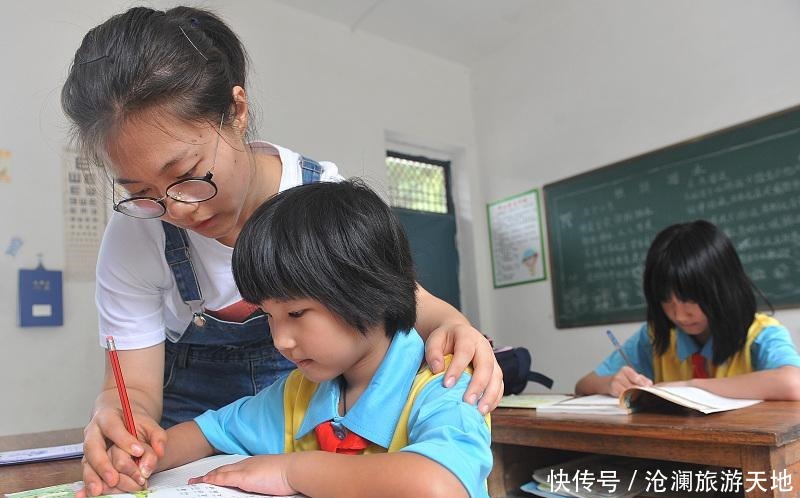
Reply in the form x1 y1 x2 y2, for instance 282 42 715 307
487 188 547 288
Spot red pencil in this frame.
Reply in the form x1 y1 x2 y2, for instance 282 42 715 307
106 336 140 465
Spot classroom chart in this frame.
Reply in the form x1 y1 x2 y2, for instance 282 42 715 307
487 189 547 287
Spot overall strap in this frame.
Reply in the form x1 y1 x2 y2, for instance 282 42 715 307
300 156 323 184
161 221 205 322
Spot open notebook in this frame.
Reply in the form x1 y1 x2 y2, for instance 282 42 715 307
5 454 304 498
536 386 761 416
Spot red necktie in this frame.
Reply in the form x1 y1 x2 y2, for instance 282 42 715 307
314 422 370 455
691 352 709 379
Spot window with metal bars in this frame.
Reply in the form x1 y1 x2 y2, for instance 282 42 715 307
385 151 453 214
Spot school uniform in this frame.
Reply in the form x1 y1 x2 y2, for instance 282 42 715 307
196 328 492 498
596 313 800 381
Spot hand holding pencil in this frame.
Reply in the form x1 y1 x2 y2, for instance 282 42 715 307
106 336 139 464
606 330 636 369
77 337 165 497
605 330 653 397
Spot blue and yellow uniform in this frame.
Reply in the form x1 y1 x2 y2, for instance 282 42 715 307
596 314 800 382
195 329 492 498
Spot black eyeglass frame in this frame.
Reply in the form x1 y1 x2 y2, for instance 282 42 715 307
112 171 218 219
111 115 224 219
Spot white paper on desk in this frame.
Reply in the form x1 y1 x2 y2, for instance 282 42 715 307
498 394 573 409
536 394 628 415
149 454 249 486
0 443 83 465
556 394 618 405
5 455 304 498
115 483 297 498
141 455 304 497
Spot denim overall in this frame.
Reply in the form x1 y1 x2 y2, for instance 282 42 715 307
160 157 322 428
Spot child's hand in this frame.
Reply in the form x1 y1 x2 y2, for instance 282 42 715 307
608 366 653 397
75 445 149 498
188 455 297 496
78 407 166 497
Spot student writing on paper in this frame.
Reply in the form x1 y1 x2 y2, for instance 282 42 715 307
85 180 492 497
575 220 800 400
62 6 502 495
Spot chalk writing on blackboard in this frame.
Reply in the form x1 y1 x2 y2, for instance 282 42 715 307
545 113 800 328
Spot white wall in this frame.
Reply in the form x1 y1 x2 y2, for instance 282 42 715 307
470 0 800 392
0 1 479 435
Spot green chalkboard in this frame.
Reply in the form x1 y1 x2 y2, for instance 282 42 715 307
544 105 800 328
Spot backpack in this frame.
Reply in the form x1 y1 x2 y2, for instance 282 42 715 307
495 347 553 395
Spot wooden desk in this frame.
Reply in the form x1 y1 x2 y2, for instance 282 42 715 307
0 428 83 495
489 402 800 498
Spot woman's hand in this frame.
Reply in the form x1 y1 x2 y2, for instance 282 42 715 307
77 406 166 497
425 322 503 415
414 284 503 414
78 344 167 497
189 455 297 496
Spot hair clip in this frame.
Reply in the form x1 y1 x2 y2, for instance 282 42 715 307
179 26 208 61
190 17 200 28
78 54 110 66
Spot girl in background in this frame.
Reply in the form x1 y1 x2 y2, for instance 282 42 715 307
575 219 800 400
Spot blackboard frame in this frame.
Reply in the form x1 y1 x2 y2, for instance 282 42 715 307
544 103 800 328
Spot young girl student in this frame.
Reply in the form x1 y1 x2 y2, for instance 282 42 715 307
575 219 800 400
62 6 500 494
103 179 492 498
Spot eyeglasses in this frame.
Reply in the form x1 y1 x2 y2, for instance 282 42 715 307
112 116 223 219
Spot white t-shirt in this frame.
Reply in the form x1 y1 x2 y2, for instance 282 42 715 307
96 143 342 349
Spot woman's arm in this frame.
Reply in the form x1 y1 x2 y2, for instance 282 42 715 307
80 344 168 497
673 366 800 400
415 284 503 413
